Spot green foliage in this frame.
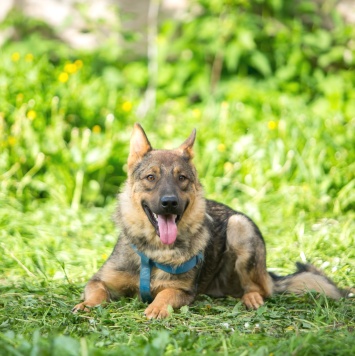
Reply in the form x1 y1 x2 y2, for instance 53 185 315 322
0 0 354 355
0 50 133 208
157 0 355 101
1 0 354 210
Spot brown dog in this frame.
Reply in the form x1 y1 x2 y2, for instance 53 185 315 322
73 124 350 318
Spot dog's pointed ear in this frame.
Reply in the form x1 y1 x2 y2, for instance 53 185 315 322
178 129 196 160
128 123 152 169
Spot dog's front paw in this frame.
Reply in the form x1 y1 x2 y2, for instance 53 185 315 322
72 302 95 313
144 302 171 319
241 292 264 309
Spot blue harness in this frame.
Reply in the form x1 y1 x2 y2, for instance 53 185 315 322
131 244 204 303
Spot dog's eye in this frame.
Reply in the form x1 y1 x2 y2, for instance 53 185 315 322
179 175 187 182
146 175 155 182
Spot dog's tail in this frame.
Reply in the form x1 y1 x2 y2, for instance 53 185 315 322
270 262 354 299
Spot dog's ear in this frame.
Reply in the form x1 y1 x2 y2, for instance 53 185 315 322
178 129 196 160
128 123 152 169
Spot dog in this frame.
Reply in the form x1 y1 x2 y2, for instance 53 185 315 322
73 123 352 319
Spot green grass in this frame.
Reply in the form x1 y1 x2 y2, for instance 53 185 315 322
1 4 355 355
1 169 354 355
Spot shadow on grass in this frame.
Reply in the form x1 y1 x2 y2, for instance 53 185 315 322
1 283 354 355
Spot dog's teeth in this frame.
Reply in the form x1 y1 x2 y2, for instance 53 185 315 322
153 213 158 220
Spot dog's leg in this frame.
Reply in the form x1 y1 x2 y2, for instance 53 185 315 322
144 288 194 319
72 280 109 312
72 267 138 312
227 214 273 309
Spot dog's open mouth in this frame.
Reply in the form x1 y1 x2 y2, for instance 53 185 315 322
143 204 181 245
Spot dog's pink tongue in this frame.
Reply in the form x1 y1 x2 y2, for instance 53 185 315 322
157 215 177 245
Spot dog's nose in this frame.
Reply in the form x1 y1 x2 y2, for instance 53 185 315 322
161 195 179 210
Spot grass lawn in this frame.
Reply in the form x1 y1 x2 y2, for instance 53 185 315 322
1 106 354 354
1 201 354 355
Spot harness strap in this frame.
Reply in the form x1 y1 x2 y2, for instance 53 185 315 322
135 248 154 303
131 244 204 303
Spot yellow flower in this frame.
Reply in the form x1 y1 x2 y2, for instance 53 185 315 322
27 110 37 120
217 143 226 152
11 52 20 62
267 120 278 130
8 136 16 146
192 109 201 118
157 35 166 45
102 253 108 260
58 72 69 83
224 162 233 171
92 125 101 134
74 59 83 69
122 101 132 112
25 53 34 62
16 93 24 102
64 63 77 74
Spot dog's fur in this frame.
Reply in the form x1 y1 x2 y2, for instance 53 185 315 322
73 124 352 318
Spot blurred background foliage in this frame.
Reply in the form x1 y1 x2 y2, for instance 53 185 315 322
0 0 354 217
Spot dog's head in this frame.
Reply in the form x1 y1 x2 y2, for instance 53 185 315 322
126 123 200 245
